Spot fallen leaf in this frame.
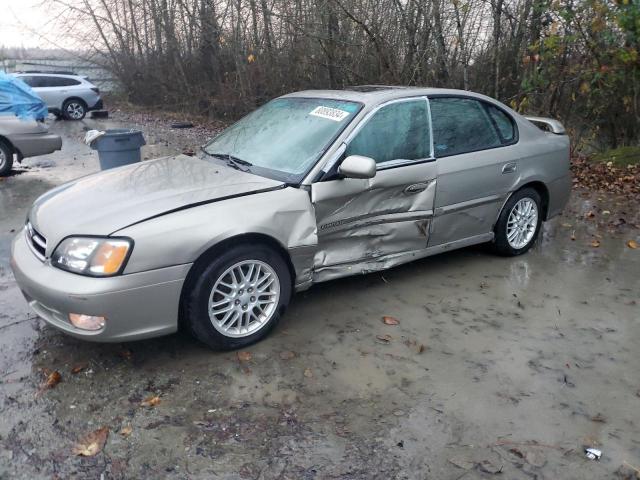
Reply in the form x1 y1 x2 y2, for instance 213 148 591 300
120 425 132 437
279 351 296 360
591 239 601 247
72 426 109 457
448 456 475 470
237 351 252 362
376 334 393 344
585 211 595 219
382 315 400 325
627 240 638 249
71 364 87 374
140 395 161 407
303 368 313 378
37 370 61 395
44 370 62 388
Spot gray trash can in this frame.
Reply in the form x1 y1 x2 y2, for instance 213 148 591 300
90 129 146 170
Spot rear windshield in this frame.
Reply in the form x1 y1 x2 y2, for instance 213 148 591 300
203 97 361 182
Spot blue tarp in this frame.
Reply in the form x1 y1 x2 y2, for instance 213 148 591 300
0 72 48 120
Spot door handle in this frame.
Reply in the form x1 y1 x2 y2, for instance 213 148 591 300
404 181 432 194
502 162 517 174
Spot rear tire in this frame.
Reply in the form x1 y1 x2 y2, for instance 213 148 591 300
183 244 292 350
0 140 14 176
493 188 542 256
62 99 87 120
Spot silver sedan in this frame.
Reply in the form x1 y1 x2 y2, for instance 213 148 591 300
10 86 571 349
0 116 62 175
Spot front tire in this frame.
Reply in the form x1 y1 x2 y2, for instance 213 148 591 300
493 188 542 256
62 99 87 120
0 140 14 176
183 244 292 350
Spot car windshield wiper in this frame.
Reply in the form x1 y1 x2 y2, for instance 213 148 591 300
202 150 252 172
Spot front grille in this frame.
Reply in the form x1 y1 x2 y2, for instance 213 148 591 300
25 221 47 261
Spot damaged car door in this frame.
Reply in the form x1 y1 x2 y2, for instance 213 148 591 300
311 98 437 281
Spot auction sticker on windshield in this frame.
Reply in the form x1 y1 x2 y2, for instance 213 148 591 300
309 106 350 122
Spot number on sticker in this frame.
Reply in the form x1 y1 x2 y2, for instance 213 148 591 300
309 106 350 122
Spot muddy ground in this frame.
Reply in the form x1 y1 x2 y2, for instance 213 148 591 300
0 114 639 480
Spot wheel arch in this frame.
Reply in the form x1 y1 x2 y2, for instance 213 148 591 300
0 135 16 154
518 181 550 220
0 135 22 161
178 232 296 328
497 180 550 226
62 96 88 110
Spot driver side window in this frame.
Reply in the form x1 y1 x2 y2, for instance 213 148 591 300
345 100 431 165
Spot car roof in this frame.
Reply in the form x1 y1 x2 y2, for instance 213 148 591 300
282 86 505 108
13 72 86 80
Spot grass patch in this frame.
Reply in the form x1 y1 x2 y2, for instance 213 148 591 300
591 146 640 166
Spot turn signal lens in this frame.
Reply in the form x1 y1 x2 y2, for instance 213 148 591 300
69 313 106 331
90 241 130 275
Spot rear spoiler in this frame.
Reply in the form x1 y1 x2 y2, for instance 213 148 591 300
525 116 566 135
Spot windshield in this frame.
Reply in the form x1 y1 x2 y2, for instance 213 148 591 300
203 97 361 182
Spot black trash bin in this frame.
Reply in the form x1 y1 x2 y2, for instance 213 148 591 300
90 129 146 170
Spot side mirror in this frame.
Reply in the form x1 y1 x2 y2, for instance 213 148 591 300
338 155 376 179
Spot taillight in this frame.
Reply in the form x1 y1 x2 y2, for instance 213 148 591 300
91 87 100 94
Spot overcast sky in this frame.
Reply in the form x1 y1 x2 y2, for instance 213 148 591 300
0 0 61 49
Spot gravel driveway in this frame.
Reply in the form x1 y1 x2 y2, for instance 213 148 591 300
1 114 639 479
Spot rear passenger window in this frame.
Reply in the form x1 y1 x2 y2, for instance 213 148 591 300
41 77 60 87
346 100 430 165
58 77 81 86
487 104 516 142
429 98 501 157
40 76 80 87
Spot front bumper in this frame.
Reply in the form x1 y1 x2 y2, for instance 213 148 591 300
10 230 191 342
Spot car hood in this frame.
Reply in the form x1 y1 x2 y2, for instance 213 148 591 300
29 155 284 251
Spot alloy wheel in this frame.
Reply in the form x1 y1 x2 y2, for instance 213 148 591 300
506 197 538 249
208 260 280 338
66 102 85 119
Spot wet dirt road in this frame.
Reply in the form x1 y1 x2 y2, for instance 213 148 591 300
1 116 639 479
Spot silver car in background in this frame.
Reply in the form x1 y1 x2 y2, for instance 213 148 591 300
0 116 62 175
10 86 571 349
12 73 103 120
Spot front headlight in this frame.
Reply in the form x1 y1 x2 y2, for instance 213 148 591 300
51 237 133 276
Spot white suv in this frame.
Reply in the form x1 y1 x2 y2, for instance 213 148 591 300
12 72 104 120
